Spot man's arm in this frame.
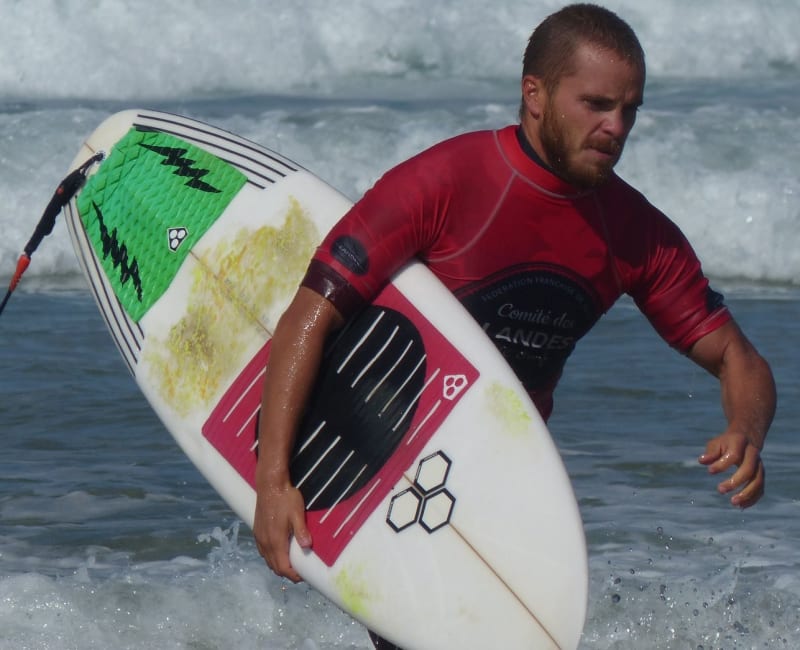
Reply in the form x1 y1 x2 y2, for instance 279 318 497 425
687 319 776 508
253 287 344 582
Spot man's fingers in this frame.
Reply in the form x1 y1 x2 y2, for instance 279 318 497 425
269 544 304 583
291 513 313 550
716 445 755 490
728 463 765 508
704 449 742 475
711 448 764 508
699 436 749 475
724 448 765 508
698 439 724 467
259 531 304 583
253 483 310 582
699 434 765 509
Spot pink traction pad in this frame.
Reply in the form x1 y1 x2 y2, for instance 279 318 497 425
202 284 478 565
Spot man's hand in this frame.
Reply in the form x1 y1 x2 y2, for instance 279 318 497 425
253 479 312 583
699 430 765 508
689 321 775 509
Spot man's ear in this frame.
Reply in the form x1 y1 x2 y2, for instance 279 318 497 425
521 75 545 119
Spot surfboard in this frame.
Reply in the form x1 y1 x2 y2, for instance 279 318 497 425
63 109 588 649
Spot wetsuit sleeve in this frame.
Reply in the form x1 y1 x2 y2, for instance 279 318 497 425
628 211 731 353
301 152 448 319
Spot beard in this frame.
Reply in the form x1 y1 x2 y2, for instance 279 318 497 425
539 108 622 189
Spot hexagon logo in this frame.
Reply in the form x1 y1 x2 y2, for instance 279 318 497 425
387 487 423 532
419 488 455 533
386 450 456 535
415 451 451 493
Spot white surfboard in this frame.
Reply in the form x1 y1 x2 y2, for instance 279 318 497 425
63 109 587 649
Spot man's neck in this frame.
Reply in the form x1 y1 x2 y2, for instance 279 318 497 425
516 125 553 172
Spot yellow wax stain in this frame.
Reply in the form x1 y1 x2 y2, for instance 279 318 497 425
211 196 320 322
144 264 253 415
145 196 320 415
334 565 374 618
485 381 533 437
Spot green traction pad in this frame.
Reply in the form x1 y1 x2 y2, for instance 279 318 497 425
77 126 247 322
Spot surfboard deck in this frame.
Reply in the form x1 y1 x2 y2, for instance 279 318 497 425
63 109 588 649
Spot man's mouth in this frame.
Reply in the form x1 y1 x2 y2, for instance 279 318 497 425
591 140 621 157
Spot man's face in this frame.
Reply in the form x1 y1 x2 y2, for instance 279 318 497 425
535 43 644 188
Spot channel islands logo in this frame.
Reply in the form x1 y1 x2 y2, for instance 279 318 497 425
167 227 189 252
442 374 468 400
387 451 455 534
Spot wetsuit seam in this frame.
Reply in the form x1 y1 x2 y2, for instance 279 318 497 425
425 174 514 264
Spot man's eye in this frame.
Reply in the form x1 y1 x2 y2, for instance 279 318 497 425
585 98 610 111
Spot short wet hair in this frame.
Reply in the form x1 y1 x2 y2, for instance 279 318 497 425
520 4 645 115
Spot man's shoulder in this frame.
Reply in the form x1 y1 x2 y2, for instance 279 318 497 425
426 126 505 152
395 127 511 179
600 173 673 226
602 172 648 205
596 174 695 260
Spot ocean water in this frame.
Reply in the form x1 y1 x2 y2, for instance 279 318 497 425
0 1 798 648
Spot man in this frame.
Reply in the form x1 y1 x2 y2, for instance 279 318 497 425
254 4 776 649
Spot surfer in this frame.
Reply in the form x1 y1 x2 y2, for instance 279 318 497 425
254 4 776 648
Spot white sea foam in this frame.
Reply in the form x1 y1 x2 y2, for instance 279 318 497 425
0 0 797 100
0 0 798 287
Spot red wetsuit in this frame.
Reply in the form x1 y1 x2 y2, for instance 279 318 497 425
302 125 730 420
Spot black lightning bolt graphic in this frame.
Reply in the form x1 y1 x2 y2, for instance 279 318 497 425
92 201 144 302
139 143 222 193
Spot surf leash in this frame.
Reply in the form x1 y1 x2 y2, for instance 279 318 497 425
0 152 104 317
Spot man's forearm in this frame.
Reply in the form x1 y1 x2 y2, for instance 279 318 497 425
718 335 776 449
256 286 345 484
